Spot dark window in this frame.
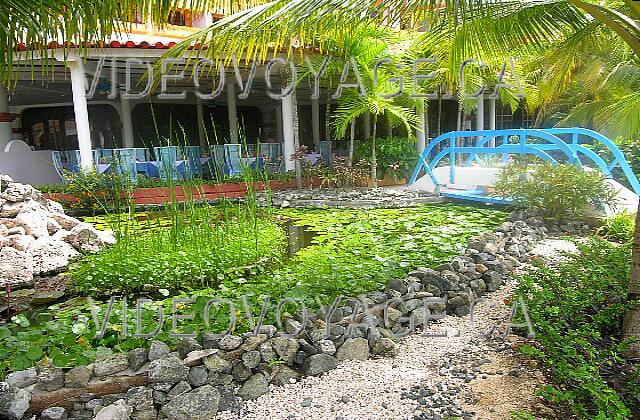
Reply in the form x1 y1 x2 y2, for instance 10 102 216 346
21 105 121 151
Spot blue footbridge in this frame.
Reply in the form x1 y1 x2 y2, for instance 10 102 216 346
408 128 640 213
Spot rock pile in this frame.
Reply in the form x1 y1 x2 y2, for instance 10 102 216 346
256 187 443 209
0 175 116 287
0 211 547 420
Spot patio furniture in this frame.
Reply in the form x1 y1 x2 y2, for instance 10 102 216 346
95 149 114 164
208 145 226 178
224 144 244 176
259 143 283 173
153 146 181 181
304 153 323 165
245 143 257 156
182 145 203 179
63 150 81 168
318 141 329 155
133 148 149 161
51 151 68 183
112 148 138 182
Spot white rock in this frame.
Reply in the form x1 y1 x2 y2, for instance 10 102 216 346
47 218 62 235
29 237 80 274
66 223 111 253
98 229 116 245
0 174 13 191
15 211 50 238
93 399 133 420
50 212 81 230
0 200 46 219
51 229 72 242
1 183 42 203
0 222 7 237
6 227 25 236
46 199 65 214
0 247 33 287
7 234 35 251
1 218 15 230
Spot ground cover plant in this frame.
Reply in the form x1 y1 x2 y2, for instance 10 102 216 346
70 205 286 296
0 203 505 378
514 238 640 419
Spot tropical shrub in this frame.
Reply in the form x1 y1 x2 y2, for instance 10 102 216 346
354 136 419 180
58 170 132 212
596 212 636 243
514 238 639 418
492 162 617 221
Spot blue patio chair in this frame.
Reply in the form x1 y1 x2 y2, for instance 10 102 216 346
154 146 180 181
64 150 81 169
133 148 149 161
259 143 283 173
224 144 244 176
318 141 329 155
245 144 257 156
182 146 203 179
208 145 226 179
96 148 114 164
51 151 68 183
112 148 138 183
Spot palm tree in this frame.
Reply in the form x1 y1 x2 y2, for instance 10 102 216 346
1 0 279 85
167 0 640 357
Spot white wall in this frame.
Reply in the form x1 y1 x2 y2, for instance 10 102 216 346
0 141 60 185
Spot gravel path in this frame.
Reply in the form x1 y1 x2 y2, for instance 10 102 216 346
218 239 575 420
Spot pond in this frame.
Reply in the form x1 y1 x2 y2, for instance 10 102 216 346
0 202 508 377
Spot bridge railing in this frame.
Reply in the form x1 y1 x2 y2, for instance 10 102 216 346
409 128 640 195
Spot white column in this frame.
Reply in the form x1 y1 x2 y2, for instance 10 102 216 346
311 98 320 146
476 95 484 131
227 83 238 143
281 94 296 171
120 97 135 148
196 99 206 148
0 87 12 151
363 112 370 139
416 109 426 154
68 60 93 171
489 97 496 147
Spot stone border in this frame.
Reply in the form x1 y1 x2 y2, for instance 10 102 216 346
0 211 550 420
255 188 444 209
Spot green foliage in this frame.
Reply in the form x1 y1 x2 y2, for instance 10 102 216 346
587 137 640 189
302 156 370 187
514 238 638 419
0 203 504 378
70 206 286 295
37 172 299 204
262 205 505 309
57 171 133 212
596 212 636 243
492 163 617 221
354 136 419 179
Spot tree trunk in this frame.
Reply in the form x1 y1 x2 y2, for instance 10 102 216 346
348 119 355 167
371 114 378 187
623 202 640 358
